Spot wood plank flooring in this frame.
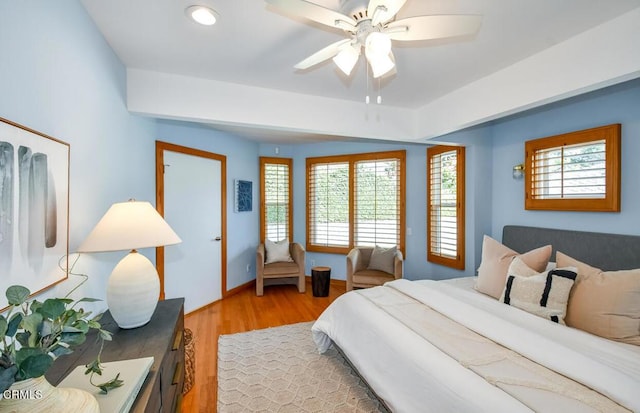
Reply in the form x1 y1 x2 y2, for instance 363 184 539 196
181 279 345 412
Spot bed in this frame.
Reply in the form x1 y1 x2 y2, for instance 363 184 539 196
311 226 640 412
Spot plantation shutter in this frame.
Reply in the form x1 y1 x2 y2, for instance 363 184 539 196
530 139 606 200
308 161 349 248
354 157 401 248
427 145 464 269
261 158 292 242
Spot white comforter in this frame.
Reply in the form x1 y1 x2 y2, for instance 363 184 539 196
312 278 640 413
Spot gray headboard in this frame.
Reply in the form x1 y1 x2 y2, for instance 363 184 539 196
502 225 640 271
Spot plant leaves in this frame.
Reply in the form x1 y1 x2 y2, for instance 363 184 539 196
21 313 43 347
59 332 86 346
6 313 23 337
99 329 113 341
50 344 73 358
84 359 102 375
76 298 101 303
38 299 67 320
17 353 53 380
6 285 30 306
95 373 124 394
0 316 7 337
0 365 18 393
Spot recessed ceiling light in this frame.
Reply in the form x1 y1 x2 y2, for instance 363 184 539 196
185 5 218 26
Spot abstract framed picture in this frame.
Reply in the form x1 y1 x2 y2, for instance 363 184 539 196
234 179 252 212
0 117 70 309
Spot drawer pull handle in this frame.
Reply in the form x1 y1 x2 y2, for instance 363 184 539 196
172 330 183 351
172 362 183 385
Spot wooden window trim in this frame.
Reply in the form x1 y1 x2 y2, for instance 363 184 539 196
427 145 465 270
524 124 621 212
306 150 406 255
260 157 293 243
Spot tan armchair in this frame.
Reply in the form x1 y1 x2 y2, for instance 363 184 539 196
256 242 306 296
346 246 403 291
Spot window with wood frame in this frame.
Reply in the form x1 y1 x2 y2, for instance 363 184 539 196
427 145 465 269
260 157 293 243
525 124 620 212
306 150 405 254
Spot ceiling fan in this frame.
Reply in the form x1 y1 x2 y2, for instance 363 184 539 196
265 0 482 79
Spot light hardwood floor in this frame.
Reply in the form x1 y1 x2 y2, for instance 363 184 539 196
181 279 345 412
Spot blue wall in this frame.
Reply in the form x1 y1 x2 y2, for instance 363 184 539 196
490 79 640 238
0 1 157 309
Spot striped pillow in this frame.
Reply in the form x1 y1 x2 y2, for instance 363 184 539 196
499 257 577 324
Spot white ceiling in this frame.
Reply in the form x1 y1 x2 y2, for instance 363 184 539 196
80 0 640 143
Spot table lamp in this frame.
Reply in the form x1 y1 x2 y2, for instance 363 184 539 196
78 200 181 329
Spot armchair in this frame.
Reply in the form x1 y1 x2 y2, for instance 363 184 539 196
256 242 306 296
346 246 403 291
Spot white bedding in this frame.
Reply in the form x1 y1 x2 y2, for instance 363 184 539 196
312 278 640 413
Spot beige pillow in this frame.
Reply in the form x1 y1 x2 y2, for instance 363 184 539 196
475 235 552 299
557 252 640 345
367 245 397 274
264 238 293 264
499 257 577 324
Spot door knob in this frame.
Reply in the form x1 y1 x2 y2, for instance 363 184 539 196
214 236 222 241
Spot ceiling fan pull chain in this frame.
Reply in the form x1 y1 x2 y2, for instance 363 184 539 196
377 76 382 104
365 59 370 104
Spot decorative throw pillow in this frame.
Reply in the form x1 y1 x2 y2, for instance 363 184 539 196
557 252 640 345
367 245 397 274
499 257 577 324
475 235 552 299
264 238 293 264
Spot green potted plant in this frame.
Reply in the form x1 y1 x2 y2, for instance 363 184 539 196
0 284 122 412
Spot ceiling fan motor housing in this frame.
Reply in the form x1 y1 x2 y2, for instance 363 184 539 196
339 0 369 20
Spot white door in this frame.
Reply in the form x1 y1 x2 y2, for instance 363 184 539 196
162 149 223 312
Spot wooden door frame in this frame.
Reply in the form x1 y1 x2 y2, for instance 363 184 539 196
155 141 228 300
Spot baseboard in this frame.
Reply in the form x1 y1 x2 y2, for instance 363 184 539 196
184 279 255 316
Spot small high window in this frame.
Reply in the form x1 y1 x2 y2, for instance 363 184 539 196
525 124 621 211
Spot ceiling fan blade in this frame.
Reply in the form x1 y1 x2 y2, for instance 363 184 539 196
294 39 352 70
385 15 482 41
368 0 407 26
266 0 356 30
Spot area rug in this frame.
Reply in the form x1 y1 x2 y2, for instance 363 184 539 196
217 322 388 412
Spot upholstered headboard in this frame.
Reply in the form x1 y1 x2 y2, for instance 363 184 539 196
502 225 640 271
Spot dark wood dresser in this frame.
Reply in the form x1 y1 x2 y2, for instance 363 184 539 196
46 298 185 412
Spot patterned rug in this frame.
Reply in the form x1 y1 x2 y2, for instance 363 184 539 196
217 322 388 412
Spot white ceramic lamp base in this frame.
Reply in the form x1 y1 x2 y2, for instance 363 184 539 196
107 250 160 329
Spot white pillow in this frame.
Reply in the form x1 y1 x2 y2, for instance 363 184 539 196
367 245 397 274
264 239 293 264
499 257 577 324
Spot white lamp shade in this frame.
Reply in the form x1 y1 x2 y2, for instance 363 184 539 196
365 32 395 78
368 53 395 78
78 200 181 252
333 44 360 76
107 251 160 329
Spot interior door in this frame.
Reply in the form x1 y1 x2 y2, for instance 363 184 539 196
156 142 226 313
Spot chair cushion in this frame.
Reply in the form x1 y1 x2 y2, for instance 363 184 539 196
263 261 299 276
353 270 395 286
367 245 396 274
265 238 293 264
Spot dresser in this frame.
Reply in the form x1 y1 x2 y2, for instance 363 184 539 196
46 298 186 413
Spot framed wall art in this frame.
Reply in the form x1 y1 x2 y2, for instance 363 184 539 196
234 179 252 212
0 117 70 309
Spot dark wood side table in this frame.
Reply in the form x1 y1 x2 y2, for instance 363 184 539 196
46 298 186 413
311 266 331 297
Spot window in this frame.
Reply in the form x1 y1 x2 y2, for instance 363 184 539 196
306 150 405 254
260 157 292 243
427 146 465 269
525 124 620 211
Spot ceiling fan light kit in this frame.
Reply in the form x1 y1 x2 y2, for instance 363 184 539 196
185 5 218 26
266 0 482 82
